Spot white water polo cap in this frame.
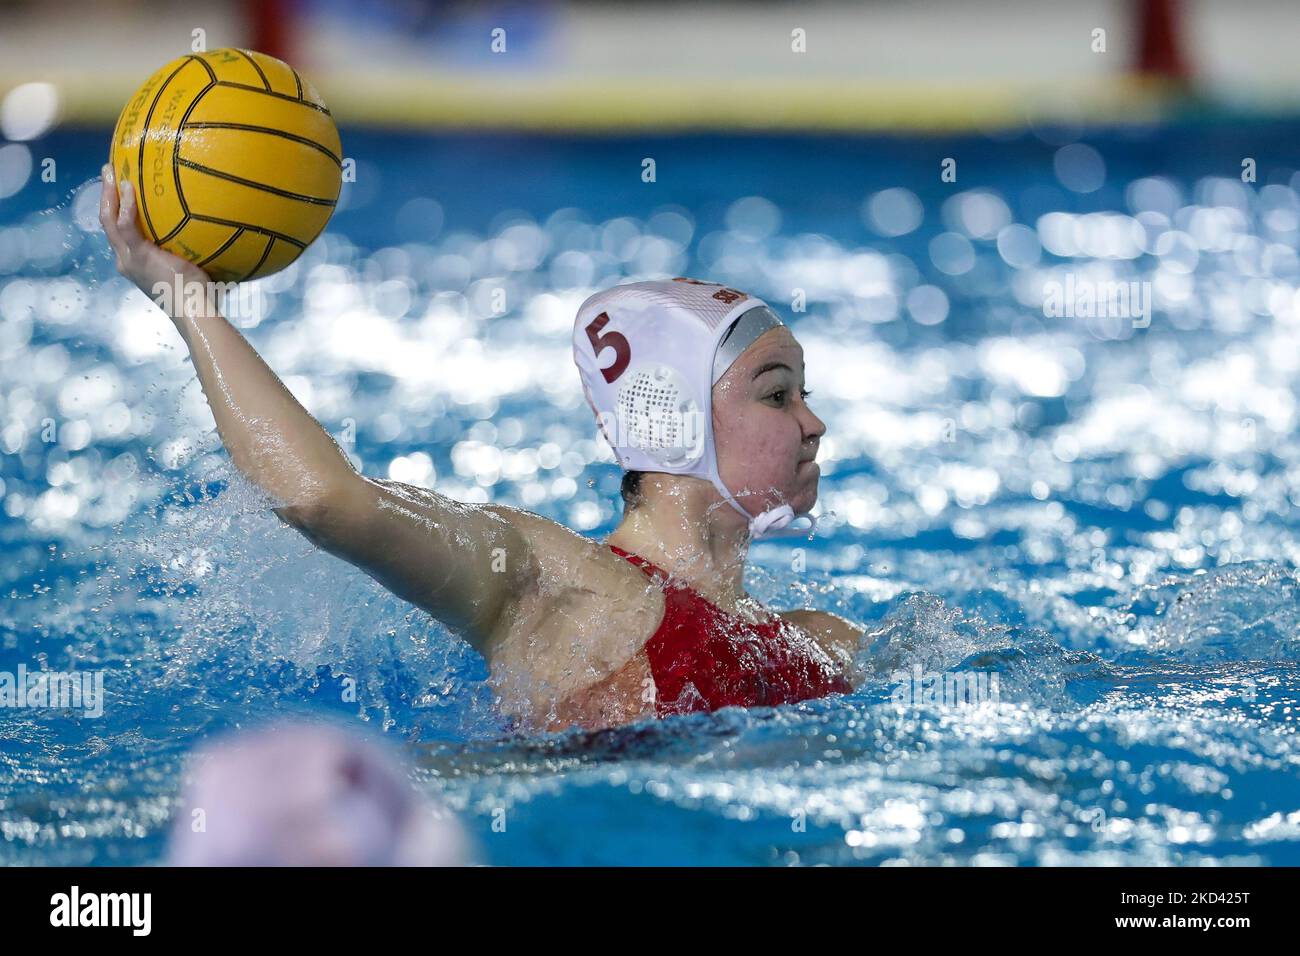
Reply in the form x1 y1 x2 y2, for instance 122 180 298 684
572 278 813 537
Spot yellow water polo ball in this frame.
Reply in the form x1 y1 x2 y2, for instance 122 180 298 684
110 47 343 283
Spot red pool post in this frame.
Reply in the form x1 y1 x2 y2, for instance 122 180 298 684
1135 0 1192 85
249 0 293 61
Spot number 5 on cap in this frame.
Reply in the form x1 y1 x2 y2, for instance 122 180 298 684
585 312 630 383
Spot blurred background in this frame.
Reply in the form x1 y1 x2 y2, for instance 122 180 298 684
4 1 1300 867
2 0 1300 131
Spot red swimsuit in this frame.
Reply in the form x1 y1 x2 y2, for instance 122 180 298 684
609 545 852 716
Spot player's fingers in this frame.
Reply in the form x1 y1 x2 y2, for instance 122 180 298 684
99 167 131 276
98 165 119 235
116 178 146 247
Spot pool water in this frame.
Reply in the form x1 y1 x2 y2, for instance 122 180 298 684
2 122 1299 865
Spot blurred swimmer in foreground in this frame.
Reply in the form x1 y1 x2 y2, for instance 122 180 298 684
101 169 865 732
168 720 470 866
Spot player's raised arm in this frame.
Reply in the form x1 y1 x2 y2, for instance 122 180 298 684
100 167 352 511
99 168 537 653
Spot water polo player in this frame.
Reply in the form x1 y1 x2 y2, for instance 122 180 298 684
99 169 864 731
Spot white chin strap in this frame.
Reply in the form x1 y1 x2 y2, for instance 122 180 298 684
711 480 818 539
749 503 803 537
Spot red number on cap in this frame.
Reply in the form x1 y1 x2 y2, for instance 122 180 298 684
585 311 631 383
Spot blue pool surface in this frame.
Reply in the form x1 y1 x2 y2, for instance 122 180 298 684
2 121 1299 864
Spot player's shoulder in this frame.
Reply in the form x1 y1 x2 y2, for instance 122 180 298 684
777 607 863 672
776 607 857 632
480 503 659 594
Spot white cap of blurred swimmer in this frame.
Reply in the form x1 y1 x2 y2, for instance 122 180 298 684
168 720 470 867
